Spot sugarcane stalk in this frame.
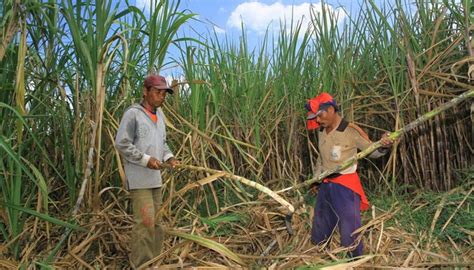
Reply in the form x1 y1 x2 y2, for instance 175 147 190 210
161 163 295 235
278 89 474 194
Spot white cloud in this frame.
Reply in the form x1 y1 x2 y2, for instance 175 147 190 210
227 1 346 35
213 25 226 34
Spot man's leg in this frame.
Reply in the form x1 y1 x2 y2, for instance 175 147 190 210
311 183 338 245
130 189 156 268
152 188 164 257
330 184 363 257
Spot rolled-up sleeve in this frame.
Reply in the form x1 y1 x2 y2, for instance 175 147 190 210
115 110 150 167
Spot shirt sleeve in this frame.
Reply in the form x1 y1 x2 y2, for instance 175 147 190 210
370 147 389 158
349 123 372 150
115 109 150 167
349 123 388 159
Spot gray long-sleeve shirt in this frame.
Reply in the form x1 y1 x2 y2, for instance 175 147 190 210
115 104 174 190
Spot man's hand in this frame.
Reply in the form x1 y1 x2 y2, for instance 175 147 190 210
380 132 395 148
147 157 161 170
166 158 180 168
309 183 319 195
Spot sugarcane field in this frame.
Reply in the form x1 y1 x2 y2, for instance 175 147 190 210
0 0 473 269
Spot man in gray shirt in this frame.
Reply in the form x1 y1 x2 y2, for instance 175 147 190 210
115 74 179 268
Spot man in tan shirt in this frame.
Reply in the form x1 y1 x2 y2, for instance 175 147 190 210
305 92 393 257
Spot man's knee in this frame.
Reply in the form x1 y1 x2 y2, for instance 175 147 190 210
140 203 154 227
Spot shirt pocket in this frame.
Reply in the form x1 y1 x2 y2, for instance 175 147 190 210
330 145 342 161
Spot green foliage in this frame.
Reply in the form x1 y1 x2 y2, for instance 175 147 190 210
145 0 198 72
0 201 83 231
369 174 473 244
200 213 248 236
0 0 196 261
191 180 255 218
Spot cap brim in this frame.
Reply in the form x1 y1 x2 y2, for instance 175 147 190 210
156 87 174 94
306 110 323 120
307 112 317 120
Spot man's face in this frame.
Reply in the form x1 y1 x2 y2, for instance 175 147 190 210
314 106 334 128
144 86 168 107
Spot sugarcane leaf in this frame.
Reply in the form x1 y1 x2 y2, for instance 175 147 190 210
0 201 84 231
167 229 245 265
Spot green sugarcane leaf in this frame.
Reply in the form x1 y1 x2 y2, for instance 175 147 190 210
0 201 85 232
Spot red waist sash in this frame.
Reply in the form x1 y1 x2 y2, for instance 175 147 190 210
323 172 369 211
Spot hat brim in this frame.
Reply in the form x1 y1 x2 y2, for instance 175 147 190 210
307 112 317 120
153 87 174 94
306 110 323 120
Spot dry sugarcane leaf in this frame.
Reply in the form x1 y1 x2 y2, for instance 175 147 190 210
166 229 245 266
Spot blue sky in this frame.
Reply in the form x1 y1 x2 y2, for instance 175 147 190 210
179 0 350 34
135 0 392 39
132 0 400 75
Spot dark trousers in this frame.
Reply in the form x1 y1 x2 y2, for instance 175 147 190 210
311 182 363 257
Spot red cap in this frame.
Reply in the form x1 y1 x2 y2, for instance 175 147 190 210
305 92 337 130
144 74 173 94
